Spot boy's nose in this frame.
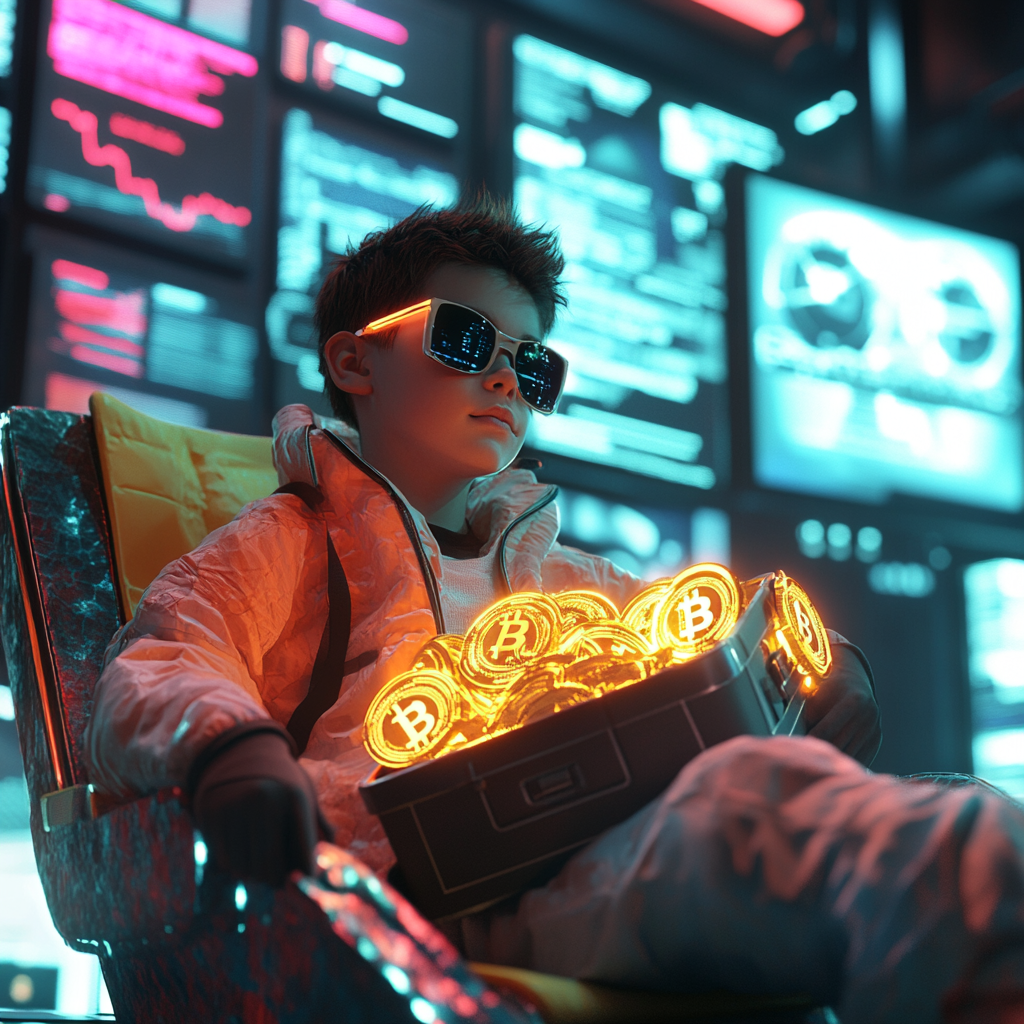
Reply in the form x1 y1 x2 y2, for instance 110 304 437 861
485 352 519 396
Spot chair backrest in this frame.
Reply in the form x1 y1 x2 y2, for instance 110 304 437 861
0 408 119 802
0 400 276 812
90 393 277 616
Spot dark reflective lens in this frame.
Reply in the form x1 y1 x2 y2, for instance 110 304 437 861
515 343 566 414
429 303 496 372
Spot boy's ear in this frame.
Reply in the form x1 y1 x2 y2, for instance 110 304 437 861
323 331 374 396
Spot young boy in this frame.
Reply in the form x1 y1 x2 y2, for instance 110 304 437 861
86 200 1024 1018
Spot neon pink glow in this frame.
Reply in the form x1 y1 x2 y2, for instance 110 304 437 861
52 259 109 290
307 0 408 45
48 0 258 129
60 322 145 358
312 39 333 90
53 99 253 232
281 25 309 83
45 371 103 415
69 344 144 377
44 193 71 212
54 286 147 337
688 0 804 36
110 113 186 156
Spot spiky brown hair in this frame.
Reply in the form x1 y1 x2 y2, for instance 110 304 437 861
314 193 566 426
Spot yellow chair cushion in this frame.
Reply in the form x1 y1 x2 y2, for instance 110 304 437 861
89 392 278 618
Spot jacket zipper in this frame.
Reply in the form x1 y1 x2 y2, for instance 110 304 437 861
498 487 559 595
320 431 446 633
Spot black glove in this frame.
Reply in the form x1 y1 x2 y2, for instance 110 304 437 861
803 638 882 768
191 726 319 887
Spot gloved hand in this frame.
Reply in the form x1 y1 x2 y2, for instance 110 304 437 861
191 729 319 887
802 638 882 767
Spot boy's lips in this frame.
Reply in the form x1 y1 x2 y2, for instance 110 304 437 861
471 407 517 435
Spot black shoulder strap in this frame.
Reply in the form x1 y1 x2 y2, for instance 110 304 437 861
276 483 352 754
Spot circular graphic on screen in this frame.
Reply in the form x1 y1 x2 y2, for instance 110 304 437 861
936 280 994 364
780 242 873 351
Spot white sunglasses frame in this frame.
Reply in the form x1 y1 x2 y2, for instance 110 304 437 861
355 297 566 414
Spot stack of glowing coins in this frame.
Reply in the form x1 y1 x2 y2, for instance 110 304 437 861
364 563 832 769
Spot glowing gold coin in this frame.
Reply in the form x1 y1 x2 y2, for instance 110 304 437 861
462 592 562 687
559 619 652 661
621 579 673 639
653 563 741 656
507 682 593 727
412 634 465 675
364 670 461 768
565 653 647 692
776 574 832 678
554 590 620 630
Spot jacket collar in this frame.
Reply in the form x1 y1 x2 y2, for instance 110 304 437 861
272 404 560 590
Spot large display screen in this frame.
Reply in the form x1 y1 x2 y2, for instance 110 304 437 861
747 174 1023 511
965 558 1024 798
277 0 470 142
22 228 261 432
27 0 259 263
514 34 784 491
268 106 459 407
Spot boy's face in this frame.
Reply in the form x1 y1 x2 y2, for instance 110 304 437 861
327 263 544 490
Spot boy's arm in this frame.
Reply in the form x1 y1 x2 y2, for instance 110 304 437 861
86 495 322 799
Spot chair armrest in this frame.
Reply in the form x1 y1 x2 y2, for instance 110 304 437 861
35 786 197 948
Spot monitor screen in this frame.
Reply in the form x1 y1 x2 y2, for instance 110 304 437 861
747 173 1023 512
27 0 260 263
556 487 730 580
269 106 459 408
513 34 783 493
277 0 470 142
964 558 1024 799
22 228 261 432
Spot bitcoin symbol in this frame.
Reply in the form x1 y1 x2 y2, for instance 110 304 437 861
776 575 832 678
487 610 531 661
654 563 740 654
793 600 814 647
677 589 714 643
390 699 436 750
364 670 459 768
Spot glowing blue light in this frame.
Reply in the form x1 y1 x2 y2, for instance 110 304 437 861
513 124 586 170
322 42 404 87
409 998 437 1023
193 839 208 866
152 282 207 313
382 964 411 994
796 519 825 558
856 526 883 562
794 90 858 136
513 35 651 118
357 936 379 961
965 560 1024 799
867 562 935 597
0 106 10 193
234 884 247 912
378 96 458 139
868 0 906 166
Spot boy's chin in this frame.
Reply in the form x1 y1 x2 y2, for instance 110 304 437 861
440 441 522 479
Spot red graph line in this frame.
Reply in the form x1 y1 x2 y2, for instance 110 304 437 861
51 98 252 233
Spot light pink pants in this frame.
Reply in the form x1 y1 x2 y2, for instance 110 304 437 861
462 736 1024 1024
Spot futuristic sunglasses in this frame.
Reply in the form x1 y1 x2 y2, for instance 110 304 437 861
355 298 567 414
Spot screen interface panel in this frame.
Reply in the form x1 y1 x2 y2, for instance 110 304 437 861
747 174 1023 512
22 229 261 432
514 33 784 492
965 558 1024 799
269 106 459 407
27 0 260 263
278 0 471 142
